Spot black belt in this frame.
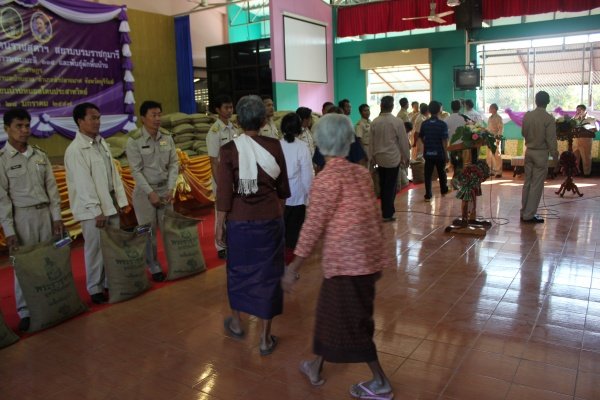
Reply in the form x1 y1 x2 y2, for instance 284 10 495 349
150 181 167 187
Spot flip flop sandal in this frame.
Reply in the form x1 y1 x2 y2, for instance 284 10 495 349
223 317 245 339
349 382 394 400
299 361 325 386
259 335 278 356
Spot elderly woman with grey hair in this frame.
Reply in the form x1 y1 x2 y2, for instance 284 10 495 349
216 95 290 356
283 114 395 399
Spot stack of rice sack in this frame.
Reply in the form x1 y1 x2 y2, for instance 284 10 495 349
160 113 216 157
189 113 216 156
105 133 131 168
161 113 195 156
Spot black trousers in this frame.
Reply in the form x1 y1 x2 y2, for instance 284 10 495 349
377 165 399 219
424 157 448 199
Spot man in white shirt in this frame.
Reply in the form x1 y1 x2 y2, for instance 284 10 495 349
464 99 483 124
445 100 469 173
64 103 129 304
369 96 410 222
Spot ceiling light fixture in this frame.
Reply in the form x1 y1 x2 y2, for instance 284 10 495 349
447 0 461 7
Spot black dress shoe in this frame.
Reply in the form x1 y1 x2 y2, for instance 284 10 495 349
18 317 30 332
521 216 544 223
382 217 396 222
152 272 166 282
90 293 107 304
217 249 227 259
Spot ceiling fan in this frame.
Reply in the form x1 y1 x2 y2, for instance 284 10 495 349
185 0 248 13
402 0 454 24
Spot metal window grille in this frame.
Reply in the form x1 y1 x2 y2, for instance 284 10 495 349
477 39 600 112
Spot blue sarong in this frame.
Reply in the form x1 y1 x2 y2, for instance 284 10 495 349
226 218 284 320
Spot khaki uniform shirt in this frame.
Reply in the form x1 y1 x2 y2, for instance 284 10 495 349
408 111 419 125
355 118 371 143
126 126 179 195
64 131 128 221
298 127 315 156
260 119 280 139
487 114 504 137
414 113 429 134
369 113 410 168
0 144 61 237
522 107 558 158
206 118 238 158
396 109 409 123
355 118 371 157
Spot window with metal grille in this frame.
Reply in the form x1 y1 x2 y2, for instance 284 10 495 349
477 34 600 112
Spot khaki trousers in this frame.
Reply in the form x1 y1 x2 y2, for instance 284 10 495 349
132 185 171 274
573 137 593 176
521 149 548 220
486 141 502 175
212 177 225 252
13 206 53 318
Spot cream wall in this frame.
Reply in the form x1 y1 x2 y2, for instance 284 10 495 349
98 0 228 68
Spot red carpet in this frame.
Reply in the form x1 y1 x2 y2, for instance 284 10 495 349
0 206 222 334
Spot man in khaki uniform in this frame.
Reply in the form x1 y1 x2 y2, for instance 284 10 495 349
355 104 371 160
408 101 419 125
260 97 280 139
126 101 178 282
0 108 63 331
521 91 558 223
486 103 504 178
412 103 429 160
396 97 409 122
64 102 129 304
573 104 593 176
207 95 238 259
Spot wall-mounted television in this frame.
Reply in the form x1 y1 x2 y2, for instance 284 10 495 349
454 68 481 90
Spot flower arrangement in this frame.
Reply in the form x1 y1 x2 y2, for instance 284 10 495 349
452 160 489 201
450 123 500 154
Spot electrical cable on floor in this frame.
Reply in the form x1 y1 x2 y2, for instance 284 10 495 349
482 174 510 225
537 185 560 220
395 170 599 223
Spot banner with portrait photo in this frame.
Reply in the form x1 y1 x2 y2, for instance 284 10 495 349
0 0 135 141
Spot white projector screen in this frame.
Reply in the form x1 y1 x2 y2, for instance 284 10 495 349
283 14 327 83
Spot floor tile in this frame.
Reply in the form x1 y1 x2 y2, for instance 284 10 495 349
513 359 577 395
2 177 600 399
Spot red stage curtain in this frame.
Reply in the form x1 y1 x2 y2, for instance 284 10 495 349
338 0 600 37
337 0 455 37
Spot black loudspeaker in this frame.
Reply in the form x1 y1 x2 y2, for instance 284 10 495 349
455 0 482 30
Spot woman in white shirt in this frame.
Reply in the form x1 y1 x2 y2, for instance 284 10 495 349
280 113 314 263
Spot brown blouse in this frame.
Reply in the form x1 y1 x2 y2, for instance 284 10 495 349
216 135 290 221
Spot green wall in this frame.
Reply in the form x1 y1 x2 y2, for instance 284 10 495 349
334 14 600 124
227 5 268 43
273 82 299 111
334 30 467 123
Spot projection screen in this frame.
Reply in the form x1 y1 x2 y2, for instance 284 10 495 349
283 14 328 83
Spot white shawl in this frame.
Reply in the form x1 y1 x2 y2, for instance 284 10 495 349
233 134 280 195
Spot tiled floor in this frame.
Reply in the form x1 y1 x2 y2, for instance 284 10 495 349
2 174 600 399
